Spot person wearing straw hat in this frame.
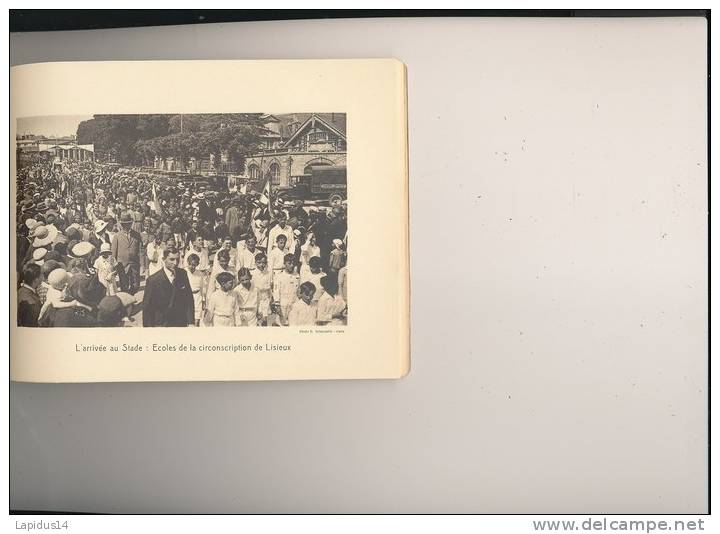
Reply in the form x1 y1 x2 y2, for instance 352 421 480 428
94 242 119 295
31 224 58 249
111 211 142 294
32 248 47 267
89 219 110 252
71 241 95 261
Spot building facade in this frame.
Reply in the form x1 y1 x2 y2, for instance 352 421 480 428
244 113 347 187
16 135 94 162
44 142 95 161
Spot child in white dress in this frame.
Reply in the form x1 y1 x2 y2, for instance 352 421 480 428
93 243 119 295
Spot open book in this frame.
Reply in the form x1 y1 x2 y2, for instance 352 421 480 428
11 59 409 382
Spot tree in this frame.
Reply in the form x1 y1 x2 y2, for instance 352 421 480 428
77 113 265 169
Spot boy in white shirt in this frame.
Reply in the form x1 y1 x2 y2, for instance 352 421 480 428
288 281 317 326
268 234 290 274
236 234 259 272
185 236 210 274
205 271 239 327
252 252 273 325
146 234 164 276
233 267 259 326
299 256 325 306
272 253 300 326
268 211 294 253
218 236 237 271
316 274 347 325
207 249 235 302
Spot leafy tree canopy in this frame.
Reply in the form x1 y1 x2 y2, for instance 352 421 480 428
77 113 266 166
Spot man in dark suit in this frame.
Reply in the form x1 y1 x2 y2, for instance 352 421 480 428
18 263 42 327
142 247 194 327
112 212 142 294
17 224 31 273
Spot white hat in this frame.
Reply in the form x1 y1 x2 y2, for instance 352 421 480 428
94 220 108 233
25 218 38 230
100 242 112 253
72 241 95 257
32 225 58 247
32 248 47 261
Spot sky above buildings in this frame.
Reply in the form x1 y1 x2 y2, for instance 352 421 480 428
16 115 93 137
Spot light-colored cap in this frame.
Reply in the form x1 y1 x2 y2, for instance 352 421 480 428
72 241 95 257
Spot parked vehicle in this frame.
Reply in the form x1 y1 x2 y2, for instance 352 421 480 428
276 165 347 205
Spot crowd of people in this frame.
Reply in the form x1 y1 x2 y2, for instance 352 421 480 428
16 156 348 327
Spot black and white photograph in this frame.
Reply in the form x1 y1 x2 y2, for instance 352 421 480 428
15 113 349 328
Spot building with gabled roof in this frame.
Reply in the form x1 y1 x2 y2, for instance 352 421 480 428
244 112 347 187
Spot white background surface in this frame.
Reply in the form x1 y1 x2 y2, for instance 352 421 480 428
10 16 708 513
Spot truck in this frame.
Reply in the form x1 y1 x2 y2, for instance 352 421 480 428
276 165 347 205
